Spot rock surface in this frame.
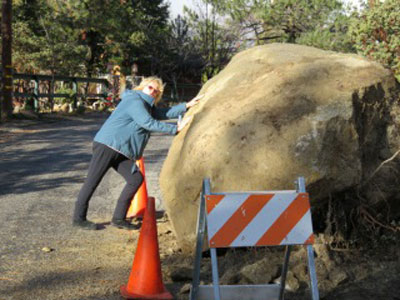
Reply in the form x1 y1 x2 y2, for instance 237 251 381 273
159 43 400 252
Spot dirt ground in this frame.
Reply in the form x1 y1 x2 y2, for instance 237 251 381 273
0 113 399 300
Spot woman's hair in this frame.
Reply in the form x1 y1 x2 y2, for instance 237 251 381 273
134 76 165 104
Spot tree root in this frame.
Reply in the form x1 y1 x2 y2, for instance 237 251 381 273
358 205 399 233
364 148 400 184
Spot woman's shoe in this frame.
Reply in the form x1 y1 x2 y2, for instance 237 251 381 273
111 219 138 230
72 220 98 230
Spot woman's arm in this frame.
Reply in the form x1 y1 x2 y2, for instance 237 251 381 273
152 94 204 120
130 100 178 134
152 103 186 120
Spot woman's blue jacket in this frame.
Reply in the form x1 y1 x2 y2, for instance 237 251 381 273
94 90 186 165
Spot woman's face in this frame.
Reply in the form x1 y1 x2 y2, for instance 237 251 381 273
142 82 160 99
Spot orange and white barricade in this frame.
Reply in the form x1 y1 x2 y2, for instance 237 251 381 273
190 177 319 300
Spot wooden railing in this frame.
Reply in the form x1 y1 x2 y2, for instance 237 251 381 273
0 72 110 112
1 71 203 112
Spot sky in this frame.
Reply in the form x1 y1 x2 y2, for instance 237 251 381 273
168 0 363 19
168 0 195 19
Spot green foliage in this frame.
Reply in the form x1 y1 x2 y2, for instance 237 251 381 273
11 0 86 74
3 0 239 84
259 0 343 42
55 87 76 104
296 14 355 53
349 0 400 80
9 0 171 77
205 0 355 53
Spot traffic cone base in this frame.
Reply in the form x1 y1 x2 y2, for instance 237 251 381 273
120 285 173 300
121 197 172 300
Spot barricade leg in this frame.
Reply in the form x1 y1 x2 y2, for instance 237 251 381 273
307 245 320 300
279 245 292 300
210 248 221 300
298 176 320 300
189 180 209 300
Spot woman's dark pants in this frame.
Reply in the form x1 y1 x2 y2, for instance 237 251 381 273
73 142 143 222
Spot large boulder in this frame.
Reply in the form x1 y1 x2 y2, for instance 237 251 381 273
160 43 400 252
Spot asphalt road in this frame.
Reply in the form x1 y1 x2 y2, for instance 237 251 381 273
0 113 177 300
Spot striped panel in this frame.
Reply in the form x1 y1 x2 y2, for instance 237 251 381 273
205 193 314 247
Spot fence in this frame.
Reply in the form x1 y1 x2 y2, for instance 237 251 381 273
1 72 203 112
7 73 110 112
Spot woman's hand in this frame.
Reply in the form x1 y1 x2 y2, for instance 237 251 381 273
177 116 193 133
186 94 204 109
178 94 203 133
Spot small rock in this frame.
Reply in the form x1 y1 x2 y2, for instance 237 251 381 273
329 269 348 287
220 266 241 284
315 259 329 281
240 257 279 284
41 247 53 253
274 271 300 292
179 283 191 294
292 263 308 283
314 244 335 271
286 271 300 292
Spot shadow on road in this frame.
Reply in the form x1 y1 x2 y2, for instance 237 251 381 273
0 117 104 196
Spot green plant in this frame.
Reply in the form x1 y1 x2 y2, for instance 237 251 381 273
349 0 400 80
56 87 76 104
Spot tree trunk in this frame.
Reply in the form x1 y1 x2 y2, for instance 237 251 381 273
1 0 13 121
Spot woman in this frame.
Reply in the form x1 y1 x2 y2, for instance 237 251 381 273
72 76 202 230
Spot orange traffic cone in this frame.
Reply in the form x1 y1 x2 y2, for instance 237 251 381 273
120 197 173 300
126 157 148 218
